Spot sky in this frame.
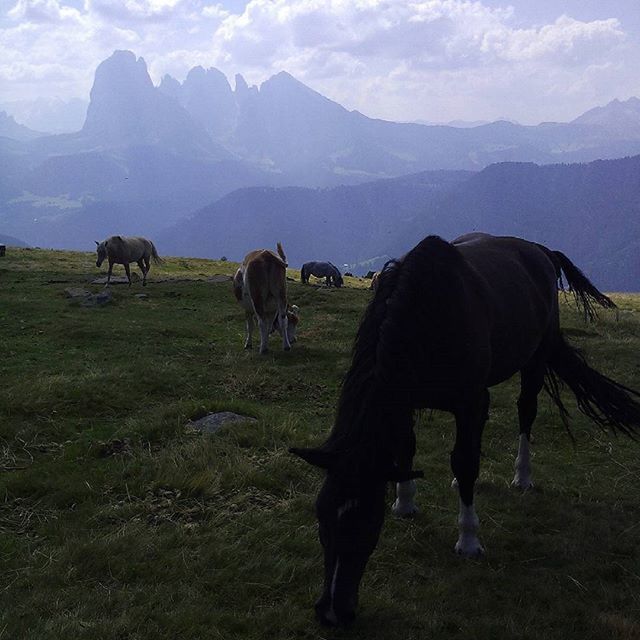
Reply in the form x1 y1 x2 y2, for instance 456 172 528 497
1 0 639 126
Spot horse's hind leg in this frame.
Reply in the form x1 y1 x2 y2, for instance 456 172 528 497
257 316 271 354
124 263 132 286
512 363 545 490
392 427 418 517
452 390 488 557
137 259 147 286
244 311 254 349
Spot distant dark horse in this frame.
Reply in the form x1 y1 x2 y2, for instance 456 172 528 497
301 261 344 287
291 232 640 627
95 236 163 286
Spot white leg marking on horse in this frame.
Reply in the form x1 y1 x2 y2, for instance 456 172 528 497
244 312 253 349
280 312 291 351
451 477 458 489
392 480 419 517
454 499 484 557
511 434 534 490
324 558 340 625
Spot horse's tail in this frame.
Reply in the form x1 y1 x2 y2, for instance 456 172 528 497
545 333 640 439
276 242 287 267
301 264 308 283
539 246 615 320
150 242 164 265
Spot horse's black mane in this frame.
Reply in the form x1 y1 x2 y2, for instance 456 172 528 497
323 236 466 463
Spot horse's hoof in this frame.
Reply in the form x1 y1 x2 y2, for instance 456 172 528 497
391 500 419 518
511 478 534 491
454 540 485 558
284 345 291 351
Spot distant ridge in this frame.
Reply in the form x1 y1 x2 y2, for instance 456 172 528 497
0 233 29 248
0 111 43 141
572 97 640 137
159 155 640 291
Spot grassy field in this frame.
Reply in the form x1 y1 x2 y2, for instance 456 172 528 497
1 247 640 640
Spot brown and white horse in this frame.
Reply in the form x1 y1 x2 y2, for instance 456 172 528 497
233 243 297 354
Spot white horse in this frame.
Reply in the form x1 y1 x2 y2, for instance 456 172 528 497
95 236 163 286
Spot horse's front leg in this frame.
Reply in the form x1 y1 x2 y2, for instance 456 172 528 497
392 428 419 517
451 391 488 557
124 263 132 286
105 260 114 287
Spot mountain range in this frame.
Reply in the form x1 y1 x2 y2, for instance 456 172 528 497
1 50 640 290
157 155 640 291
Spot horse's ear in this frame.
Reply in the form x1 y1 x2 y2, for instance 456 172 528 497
385 466 424 482
95 240 99 246
289 447 335 470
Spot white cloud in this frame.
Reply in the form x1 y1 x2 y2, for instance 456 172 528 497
87 0 195 22
478 15 624 64
0 0 637 123
8 0 81 22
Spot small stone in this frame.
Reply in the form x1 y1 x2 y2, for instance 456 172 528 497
135 293 149 299
65 287 91 298
95 290 113 305
207 274 233 283
186 411 257 435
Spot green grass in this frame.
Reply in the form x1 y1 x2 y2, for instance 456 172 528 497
1 248 639 640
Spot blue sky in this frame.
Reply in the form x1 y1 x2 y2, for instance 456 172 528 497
1 0 639 125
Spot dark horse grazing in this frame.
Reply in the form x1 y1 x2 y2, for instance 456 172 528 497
291 232 640 627
95 236 163 286
301 261 344 287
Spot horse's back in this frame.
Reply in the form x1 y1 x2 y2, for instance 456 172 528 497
305 261 337 278
106 235 152 262
453 234 560 383
453 234 558 302
372 233 560 394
